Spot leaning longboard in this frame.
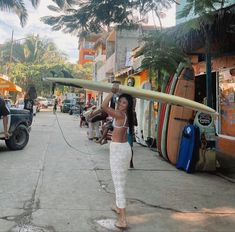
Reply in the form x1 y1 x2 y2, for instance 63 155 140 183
161 64 184 160
157 75 173 155
167 67 195 165
135 82 151 146
46 77 216 115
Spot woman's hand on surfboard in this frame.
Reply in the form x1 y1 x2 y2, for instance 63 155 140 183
111 83 119 94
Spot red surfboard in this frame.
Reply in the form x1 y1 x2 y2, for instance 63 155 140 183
157 75 174 155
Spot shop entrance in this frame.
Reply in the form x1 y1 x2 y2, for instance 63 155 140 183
195 72 217 110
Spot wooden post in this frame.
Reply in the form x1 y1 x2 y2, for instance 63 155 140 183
206 52 212 107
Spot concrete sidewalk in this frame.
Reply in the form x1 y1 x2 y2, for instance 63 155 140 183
0 111 234 232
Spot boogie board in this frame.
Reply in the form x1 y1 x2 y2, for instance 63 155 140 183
166 67 196 165
46 77 216 114
176 124 197 173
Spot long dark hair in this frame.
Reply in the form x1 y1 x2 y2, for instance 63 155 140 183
118 94 134 135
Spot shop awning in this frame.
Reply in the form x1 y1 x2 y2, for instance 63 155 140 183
0 75 22 92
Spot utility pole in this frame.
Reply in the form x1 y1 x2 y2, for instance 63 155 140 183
10 30 14 64
6 33 31 76
5 30 14 75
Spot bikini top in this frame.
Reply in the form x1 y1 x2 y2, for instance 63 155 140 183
113 113 128 129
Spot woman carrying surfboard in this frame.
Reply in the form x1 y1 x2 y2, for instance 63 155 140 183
101 83 134 229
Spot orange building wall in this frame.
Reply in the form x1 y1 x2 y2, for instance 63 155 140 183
78 48 95 65
192 56 235 159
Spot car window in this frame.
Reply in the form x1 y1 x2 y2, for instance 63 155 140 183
64 100 72 104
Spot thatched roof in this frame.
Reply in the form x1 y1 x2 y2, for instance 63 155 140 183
166 4 235 55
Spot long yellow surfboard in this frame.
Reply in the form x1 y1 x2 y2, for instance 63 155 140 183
46 77 217 115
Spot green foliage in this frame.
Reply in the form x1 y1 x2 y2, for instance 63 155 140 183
0 34 67 65
0 34 93 95
42 0 176 35
137 31 187 73
177 0 226 19
6 62 93 96
136 31 187 91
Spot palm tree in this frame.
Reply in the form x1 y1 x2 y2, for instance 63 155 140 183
176 0 232 107
0 0 39 27
136 31 187 92
0 34 66 64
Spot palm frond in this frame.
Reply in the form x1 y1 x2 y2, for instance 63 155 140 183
43 0 175 34
47 5 62 13
30 0 40 8
0 0 39 26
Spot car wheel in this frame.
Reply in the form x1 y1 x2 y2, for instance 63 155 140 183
5 125 29 150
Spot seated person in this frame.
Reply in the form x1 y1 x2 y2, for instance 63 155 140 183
95 117 113 145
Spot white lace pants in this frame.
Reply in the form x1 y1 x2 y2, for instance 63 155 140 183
110 142 132 208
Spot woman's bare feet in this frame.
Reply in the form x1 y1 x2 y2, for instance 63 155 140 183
115 219 127 229
115 207 127 229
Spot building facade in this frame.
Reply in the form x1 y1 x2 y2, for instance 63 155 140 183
93 26 155 83
176 1 235 171
78 35 99 65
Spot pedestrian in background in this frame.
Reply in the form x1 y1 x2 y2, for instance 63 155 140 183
53 98 58 114
24 93 34 121
102 83 134 229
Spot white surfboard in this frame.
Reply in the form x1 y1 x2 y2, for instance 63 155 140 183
46 77 217 115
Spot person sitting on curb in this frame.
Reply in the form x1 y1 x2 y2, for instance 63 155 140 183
95 117 113 145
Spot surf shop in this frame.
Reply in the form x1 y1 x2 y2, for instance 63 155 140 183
162 5 235 173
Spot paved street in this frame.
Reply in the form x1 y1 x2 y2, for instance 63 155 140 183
0 110 235 232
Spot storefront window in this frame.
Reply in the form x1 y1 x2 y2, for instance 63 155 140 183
218 68 235 137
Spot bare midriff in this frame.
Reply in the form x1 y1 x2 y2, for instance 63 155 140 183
112 127 128 143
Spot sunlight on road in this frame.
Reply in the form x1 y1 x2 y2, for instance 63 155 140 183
171 207 235 222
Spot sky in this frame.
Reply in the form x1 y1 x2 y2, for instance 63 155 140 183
0 2 176 64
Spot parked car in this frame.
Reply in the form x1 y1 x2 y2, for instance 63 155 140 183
37 97 48 109
46 97 54 106
15 98 37 116
61 99 75 113
0 108 32 150
69 104 81 115
36 97 48 109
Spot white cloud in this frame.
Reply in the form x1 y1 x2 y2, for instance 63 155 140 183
0 26 10 41
147 4 176 28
